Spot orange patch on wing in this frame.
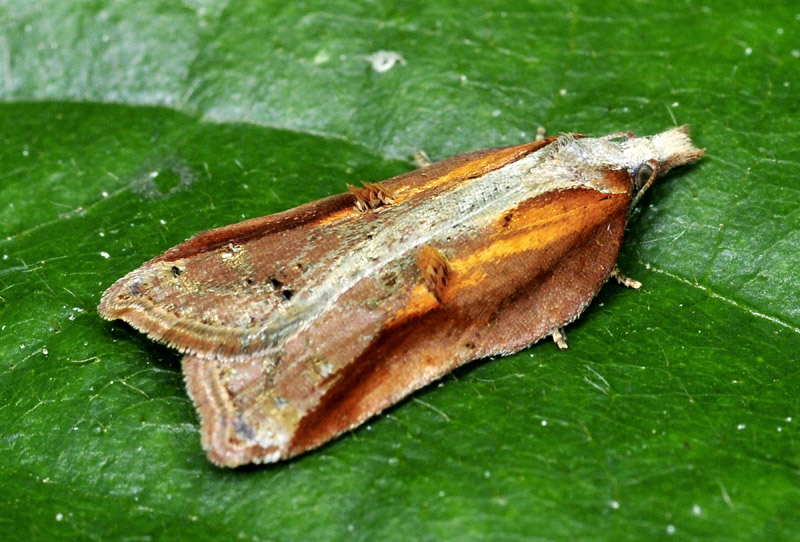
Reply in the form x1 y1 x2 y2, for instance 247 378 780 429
314 206 362 227
386 284 439 325
455 189 629 290
397 144 544 199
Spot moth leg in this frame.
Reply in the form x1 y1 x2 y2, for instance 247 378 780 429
611 267 642 289
413 150 433 168
551 328 568 349
535 126 546 141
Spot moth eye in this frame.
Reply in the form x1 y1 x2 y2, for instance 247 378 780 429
634 162 657 191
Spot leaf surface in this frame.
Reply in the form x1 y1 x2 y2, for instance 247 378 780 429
1 1 798 540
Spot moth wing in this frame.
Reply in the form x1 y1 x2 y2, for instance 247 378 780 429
182 171 635 465
182 353 293 466
98 138 555 359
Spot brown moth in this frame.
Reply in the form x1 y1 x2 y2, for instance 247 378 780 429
99 126 704 467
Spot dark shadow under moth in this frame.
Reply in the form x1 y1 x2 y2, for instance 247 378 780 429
99 126 704 467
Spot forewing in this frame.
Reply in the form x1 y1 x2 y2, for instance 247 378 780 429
181 170 634 465
98 139 554 359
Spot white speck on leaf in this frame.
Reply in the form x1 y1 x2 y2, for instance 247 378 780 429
364 51 406 73
313 49 330 65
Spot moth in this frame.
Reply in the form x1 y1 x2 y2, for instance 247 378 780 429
99 126 704 467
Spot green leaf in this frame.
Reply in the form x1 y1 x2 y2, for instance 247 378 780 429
1 1 798 541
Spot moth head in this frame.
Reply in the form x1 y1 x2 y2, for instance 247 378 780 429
646 125 705 171
622 125 705 205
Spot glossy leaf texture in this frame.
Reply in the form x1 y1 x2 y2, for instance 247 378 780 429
1 1 798 540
